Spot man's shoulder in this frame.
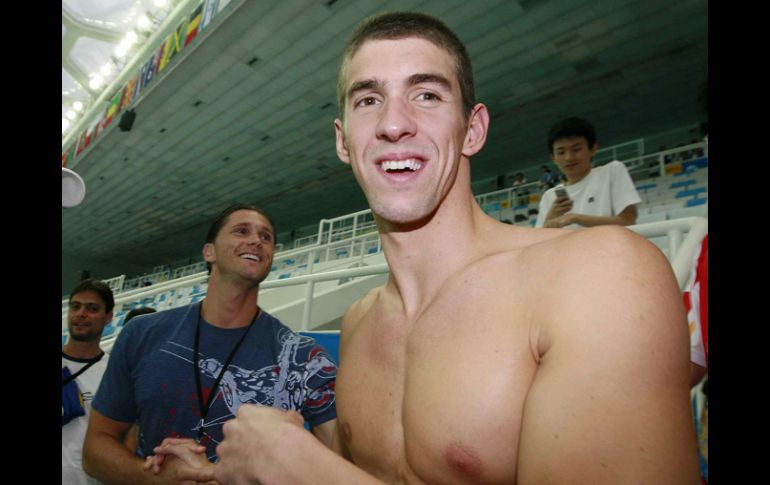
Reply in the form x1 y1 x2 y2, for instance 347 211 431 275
121 304 194 337
601 159 631 174
340 285 382 335
517 225 664 281
533 226 682 353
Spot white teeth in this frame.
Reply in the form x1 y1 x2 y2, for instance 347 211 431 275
241 254 261 262
381 159 422 171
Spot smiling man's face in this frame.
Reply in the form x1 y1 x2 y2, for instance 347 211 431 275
334 37 473 225
204 209 275 284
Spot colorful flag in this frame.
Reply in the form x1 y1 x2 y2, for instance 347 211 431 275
184 3 204 47
120 75 138 111
103 91 123 128
143 51 160 90
200 0 218 31
75 130 89 155
62 144 76 167
158 20 187 72
91 112 104 142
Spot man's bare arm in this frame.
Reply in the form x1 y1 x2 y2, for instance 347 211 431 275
83 409 182 484
177 406 380 484
311 418 337 450
516 227 699 484
546 204 637 228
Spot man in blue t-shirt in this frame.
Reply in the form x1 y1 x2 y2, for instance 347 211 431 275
82 204 338 483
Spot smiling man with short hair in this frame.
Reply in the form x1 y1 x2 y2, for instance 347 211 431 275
82 204 338 484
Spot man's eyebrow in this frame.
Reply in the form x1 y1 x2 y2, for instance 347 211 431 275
231 221 274 235
407 73 452 90
347 78 382 99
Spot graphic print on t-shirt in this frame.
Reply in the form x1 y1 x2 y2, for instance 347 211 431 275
157 326 336 452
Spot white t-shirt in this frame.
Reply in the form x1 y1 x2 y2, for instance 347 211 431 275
535 160 641 229
62 352 109 485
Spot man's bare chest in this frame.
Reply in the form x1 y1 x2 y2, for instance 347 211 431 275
336 287 537 483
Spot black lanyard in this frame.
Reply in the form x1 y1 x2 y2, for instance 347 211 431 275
62 352 104 387
193 302 258 440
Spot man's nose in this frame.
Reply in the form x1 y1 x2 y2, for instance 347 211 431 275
376 97 417 142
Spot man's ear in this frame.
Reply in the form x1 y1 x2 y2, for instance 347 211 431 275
462 103 490 158
335 118 351 165
590 143 599 158
203 243 215 265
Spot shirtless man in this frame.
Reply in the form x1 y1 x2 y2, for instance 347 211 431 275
157 11 699 484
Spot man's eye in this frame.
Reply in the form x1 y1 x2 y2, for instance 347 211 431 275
416 92 439 102
86 305 100 313
261 233 273 242
355 96 378 108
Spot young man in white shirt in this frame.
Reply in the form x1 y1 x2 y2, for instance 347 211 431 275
536 117 641 229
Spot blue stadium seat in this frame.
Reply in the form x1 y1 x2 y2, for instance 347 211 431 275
670 179 695 189
635 183 657 192
683 158 708 171
367 246 378 254
686 198 707 207
675 187 707 198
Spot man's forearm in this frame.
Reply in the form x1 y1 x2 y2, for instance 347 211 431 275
283 430 382 484
83 431 159 485
572 213 635 227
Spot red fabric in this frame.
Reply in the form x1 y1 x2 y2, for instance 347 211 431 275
696 235 708 361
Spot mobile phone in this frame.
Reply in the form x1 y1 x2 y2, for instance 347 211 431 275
554 187 570 199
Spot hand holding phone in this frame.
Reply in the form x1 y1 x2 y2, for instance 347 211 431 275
554 186 570 200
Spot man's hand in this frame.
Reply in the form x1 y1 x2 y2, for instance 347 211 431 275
143 437 216 484
184 405 307 485
544 213 575 228
544 195 573 227
547 196 572 219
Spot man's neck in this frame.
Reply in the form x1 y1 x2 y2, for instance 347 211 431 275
62 339 103 360
200 275 260 329
566 167 592 185
378 169 490 319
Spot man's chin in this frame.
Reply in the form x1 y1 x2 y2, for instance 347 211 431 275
68 332 101 343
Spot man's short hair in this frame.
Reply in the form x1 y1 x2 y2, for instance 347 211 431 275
337 11 475 121
70 278 115 314
547 117 597 154
204 204 276 273
124 307 156 325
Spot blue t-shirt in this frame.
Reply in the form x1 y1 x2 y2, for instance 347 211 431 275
93 303 337 461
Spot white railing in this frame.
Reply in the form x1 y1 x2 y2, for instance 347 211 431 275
172 261 208 279
626 217 707 289
102 274 126 294
594 138 645 165
122 269 171 292
623 142 707 179
475 181 539 209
